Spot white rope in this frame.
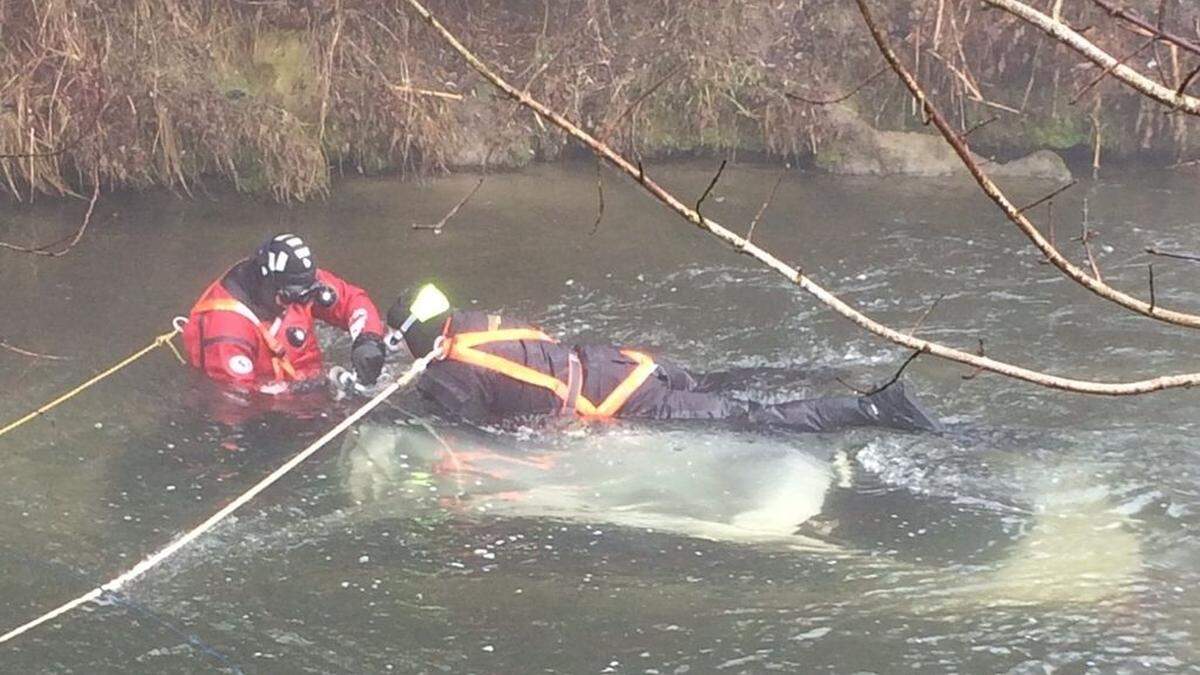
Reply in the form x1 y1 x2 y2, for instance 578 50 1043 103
0 350 441 645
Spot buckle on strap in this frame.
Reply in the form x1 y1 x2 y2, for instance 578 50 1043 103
562 352 583 415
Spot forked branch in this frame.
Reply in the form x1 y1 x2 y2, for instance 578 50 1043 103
402 0 1200 395
982 0 1200 115
857 0 1200 330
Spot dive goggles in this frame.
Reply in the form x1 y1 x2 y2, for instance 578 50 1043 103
278 281 337 307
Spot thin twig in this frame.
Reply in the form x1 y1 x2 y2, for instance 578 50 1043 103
401 0 1200 395
835 376 872 395
695 159 727 225
0 341 68 360
1149 264 1157 313
590 162 605 236
412 177 484 233
865 348 926 395
1177 64 1200 95
1145 246 1200 262
785 66 888 105
907 294 946 336
857 0 1200 328
983 0 1200 116
1071 37 1156 105
388 85 464 101
962 339 987 380
1080 198 1103 281
0 175 100 256
1088 0 1200 58
598 62 685 141
744 170 786 245
1016 179 1078 214
959 115 998 140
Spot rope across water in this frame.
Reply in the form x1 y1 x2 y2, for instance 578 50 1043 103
0 319 188 440
0 348 441 645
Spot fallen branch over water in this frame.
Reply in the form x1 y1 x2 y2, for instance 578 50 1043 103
981 0 1200 116
413 177 484 234
856 0 1200 330
1088 0 1200 58
0 176 100 257
402 0 1200 395
0 341 68 361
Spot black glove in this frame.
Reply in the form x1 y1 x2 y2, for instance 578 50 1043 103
351 333 386 386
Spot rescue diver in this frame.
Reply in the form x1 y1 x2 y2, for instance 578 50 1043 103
382 285 942 433
182 233 387 394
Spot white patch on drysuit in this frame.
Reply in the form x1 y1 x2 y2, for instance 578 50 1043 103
228 354 254 375
349 308 368 340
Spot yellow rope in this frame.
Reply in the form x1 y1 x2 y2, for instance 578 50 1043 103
0 325 185 440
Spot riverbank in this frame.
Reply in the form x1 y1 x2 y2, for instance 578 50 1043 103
1 1 1196 202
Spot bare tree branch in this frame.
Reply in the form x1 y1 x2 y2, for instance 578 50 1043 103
1089 0 1200 58
1070 37 1156 105
598 62 686 141
785 66 888 106
959 115 998 140
1146 246 1200 262
745 170 786 245
402 0 1200 395
858 0 1200 329
907 294 946 336
0 341 68 360
412 177 484 233
962 339 987 381
868 348 925 395
1016 180 1078 214
983 0 1200 115
695 159 727 225
590 162 606 236
1177 64 1200 96
1149 264 1157 313
0 174 100 257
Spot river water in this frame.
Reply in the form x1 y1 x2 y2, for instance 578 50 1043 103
1 161 1198 673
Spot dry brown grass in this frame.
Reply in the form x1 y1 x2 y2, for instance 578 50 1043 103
0 0 1195 203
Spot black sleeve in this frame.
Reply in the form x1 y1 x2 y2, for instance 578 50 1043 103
416 361 493 421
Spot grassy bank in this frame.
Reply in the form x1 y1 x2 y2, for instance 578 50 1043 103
1 0 1196 202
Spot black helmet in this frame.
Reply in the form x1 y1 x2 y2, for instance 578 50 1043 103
254 233 321 304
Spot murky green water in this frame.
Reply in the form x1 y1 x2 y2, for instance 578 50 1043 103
2 162 1199 673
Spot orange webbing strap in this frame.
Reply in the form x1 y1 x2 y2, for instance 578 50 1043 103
444 331 658 419
193 298 260 327
193 298 299 380
446 339 601 417
451 328 556 349
593 350 657 417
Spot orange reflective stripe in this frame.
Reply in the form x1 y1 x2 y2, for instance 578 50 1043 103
594 350 657 418
452 329 555 349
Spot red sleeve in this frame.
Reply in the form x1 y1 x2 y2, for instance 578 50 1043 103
196 312 263 387
312 268 384 340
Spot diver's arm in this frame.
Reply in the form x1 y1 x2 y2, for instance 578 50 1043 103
310 269 384 340
311 269 387 385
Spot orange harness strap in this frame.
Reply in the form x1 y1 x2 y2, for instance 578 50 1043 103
193 297 299 380
594 350 657 417
444 329 657 419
